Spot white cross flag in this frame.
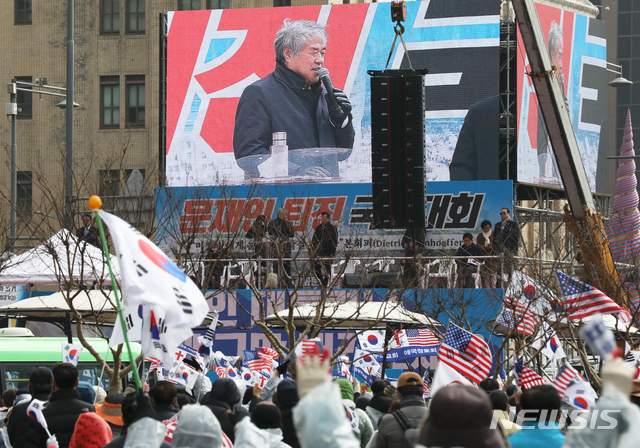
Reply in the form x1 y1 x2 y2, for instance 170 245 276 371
61 342 83 366
97 211 209 365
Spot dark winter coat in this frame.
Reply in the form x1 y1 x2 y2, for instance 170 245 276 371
24 389 95 448
152 404 178 422
312 222 338 257
279 404 300 448
233 63 354 178
376 396 428 448
6 393 51 448
201 395 249 443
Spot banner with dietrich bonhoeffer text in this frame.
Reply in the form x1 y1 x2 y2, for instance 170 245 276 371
155 180 513 253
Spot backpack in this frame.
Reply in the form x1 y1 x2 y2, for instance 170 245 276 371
391 410 418 448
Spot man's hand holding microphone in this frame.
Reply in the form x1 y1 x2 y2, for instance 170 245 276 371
317 68 352 128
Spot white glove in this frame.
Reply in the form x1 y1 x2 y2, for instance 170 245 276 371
297 347 331 399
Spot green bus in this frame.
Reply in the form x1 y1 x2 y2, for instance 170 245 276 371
0 336 142 392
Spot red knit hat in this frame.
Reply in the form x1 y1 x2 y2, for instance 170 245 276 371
69 412 113 448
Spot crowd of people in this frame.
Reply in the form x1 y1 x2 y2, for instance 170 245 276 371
1 349 638 448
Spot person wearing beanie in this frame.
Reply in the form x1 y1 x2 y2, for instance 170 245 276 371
25 363 95 448
376 372 428 448
250 402 292 448
93 386 107 404
69 412 112 448
508 385 564 448
201 377 249 443
276 379 301 448
489 390 521 436
7 367 53 447
95 393 125 437
366 379 393 430
418 385 508 448
334 379 374 448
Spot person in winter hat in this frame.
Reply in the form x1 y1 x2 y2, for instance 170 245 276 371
376 373 428 448
249 402 292 448
276 379 301 448
201 377 249 443
366 380 392 430
69 412 113 448
335 378 374 448
418 385 508 448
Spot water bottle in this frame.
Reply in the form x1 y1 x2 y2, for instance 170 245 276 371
271 132 288 177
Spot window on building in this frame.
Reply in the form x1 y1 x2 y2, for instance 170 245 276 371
180 0 201 10
100 170 121 197
15 76 32 119
17 171 32 213
101 76 120 128
273 0 290 7
15 0 32 25
126 75 145 127
127 0 145 34
207 0 228 9
101 0 120 34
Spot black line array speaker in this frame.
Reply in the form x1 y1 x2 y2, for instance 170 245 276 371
369 69 427 230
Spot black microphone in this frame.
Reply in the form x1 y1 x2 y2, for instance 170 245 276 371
317 68 343 116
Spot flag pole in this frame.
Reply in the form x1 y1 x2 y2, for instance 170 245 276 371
89 195 142 390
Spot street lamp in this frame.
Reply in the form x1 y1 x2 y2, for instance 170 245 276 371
5 80 79 252
606 62 633 87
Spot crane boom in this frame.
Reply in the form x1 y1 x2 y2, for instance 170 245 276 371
511 0 626 303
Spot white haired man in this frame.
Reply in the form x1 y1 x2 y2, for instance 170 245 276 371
233 19 354 178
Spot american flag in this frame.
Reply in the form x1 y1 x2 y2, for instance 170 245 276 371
213 358 227 378
422 371 430 400
258 346 279 361
497 297 539 336
145 357 161 373
513 359 546 390
556 271 632 323
300 340 320 357
244 350 272 371
437 323 492 384
405 329 440 346
552 364 585 398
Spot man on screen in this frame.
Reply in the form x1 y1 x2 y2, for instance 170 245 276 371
233 19 355 178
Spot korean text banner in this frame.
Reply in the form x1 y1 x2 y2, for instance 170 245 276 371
516 4 607 191
165 0 500 187
156 180 513 253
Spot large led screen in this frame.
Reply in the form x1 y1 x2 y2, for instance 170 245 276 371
165 0 500 187
516 4 607 191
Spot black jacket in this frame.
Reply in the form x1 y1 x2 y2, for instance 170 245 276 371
200 395 248 443
279 404 300 448
152 404 177 422
76 225 100 248
312 222 338 257
25 389 94 448
267 218 294 256
233 63 355 178
493 219 520 254
6 393 51 448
